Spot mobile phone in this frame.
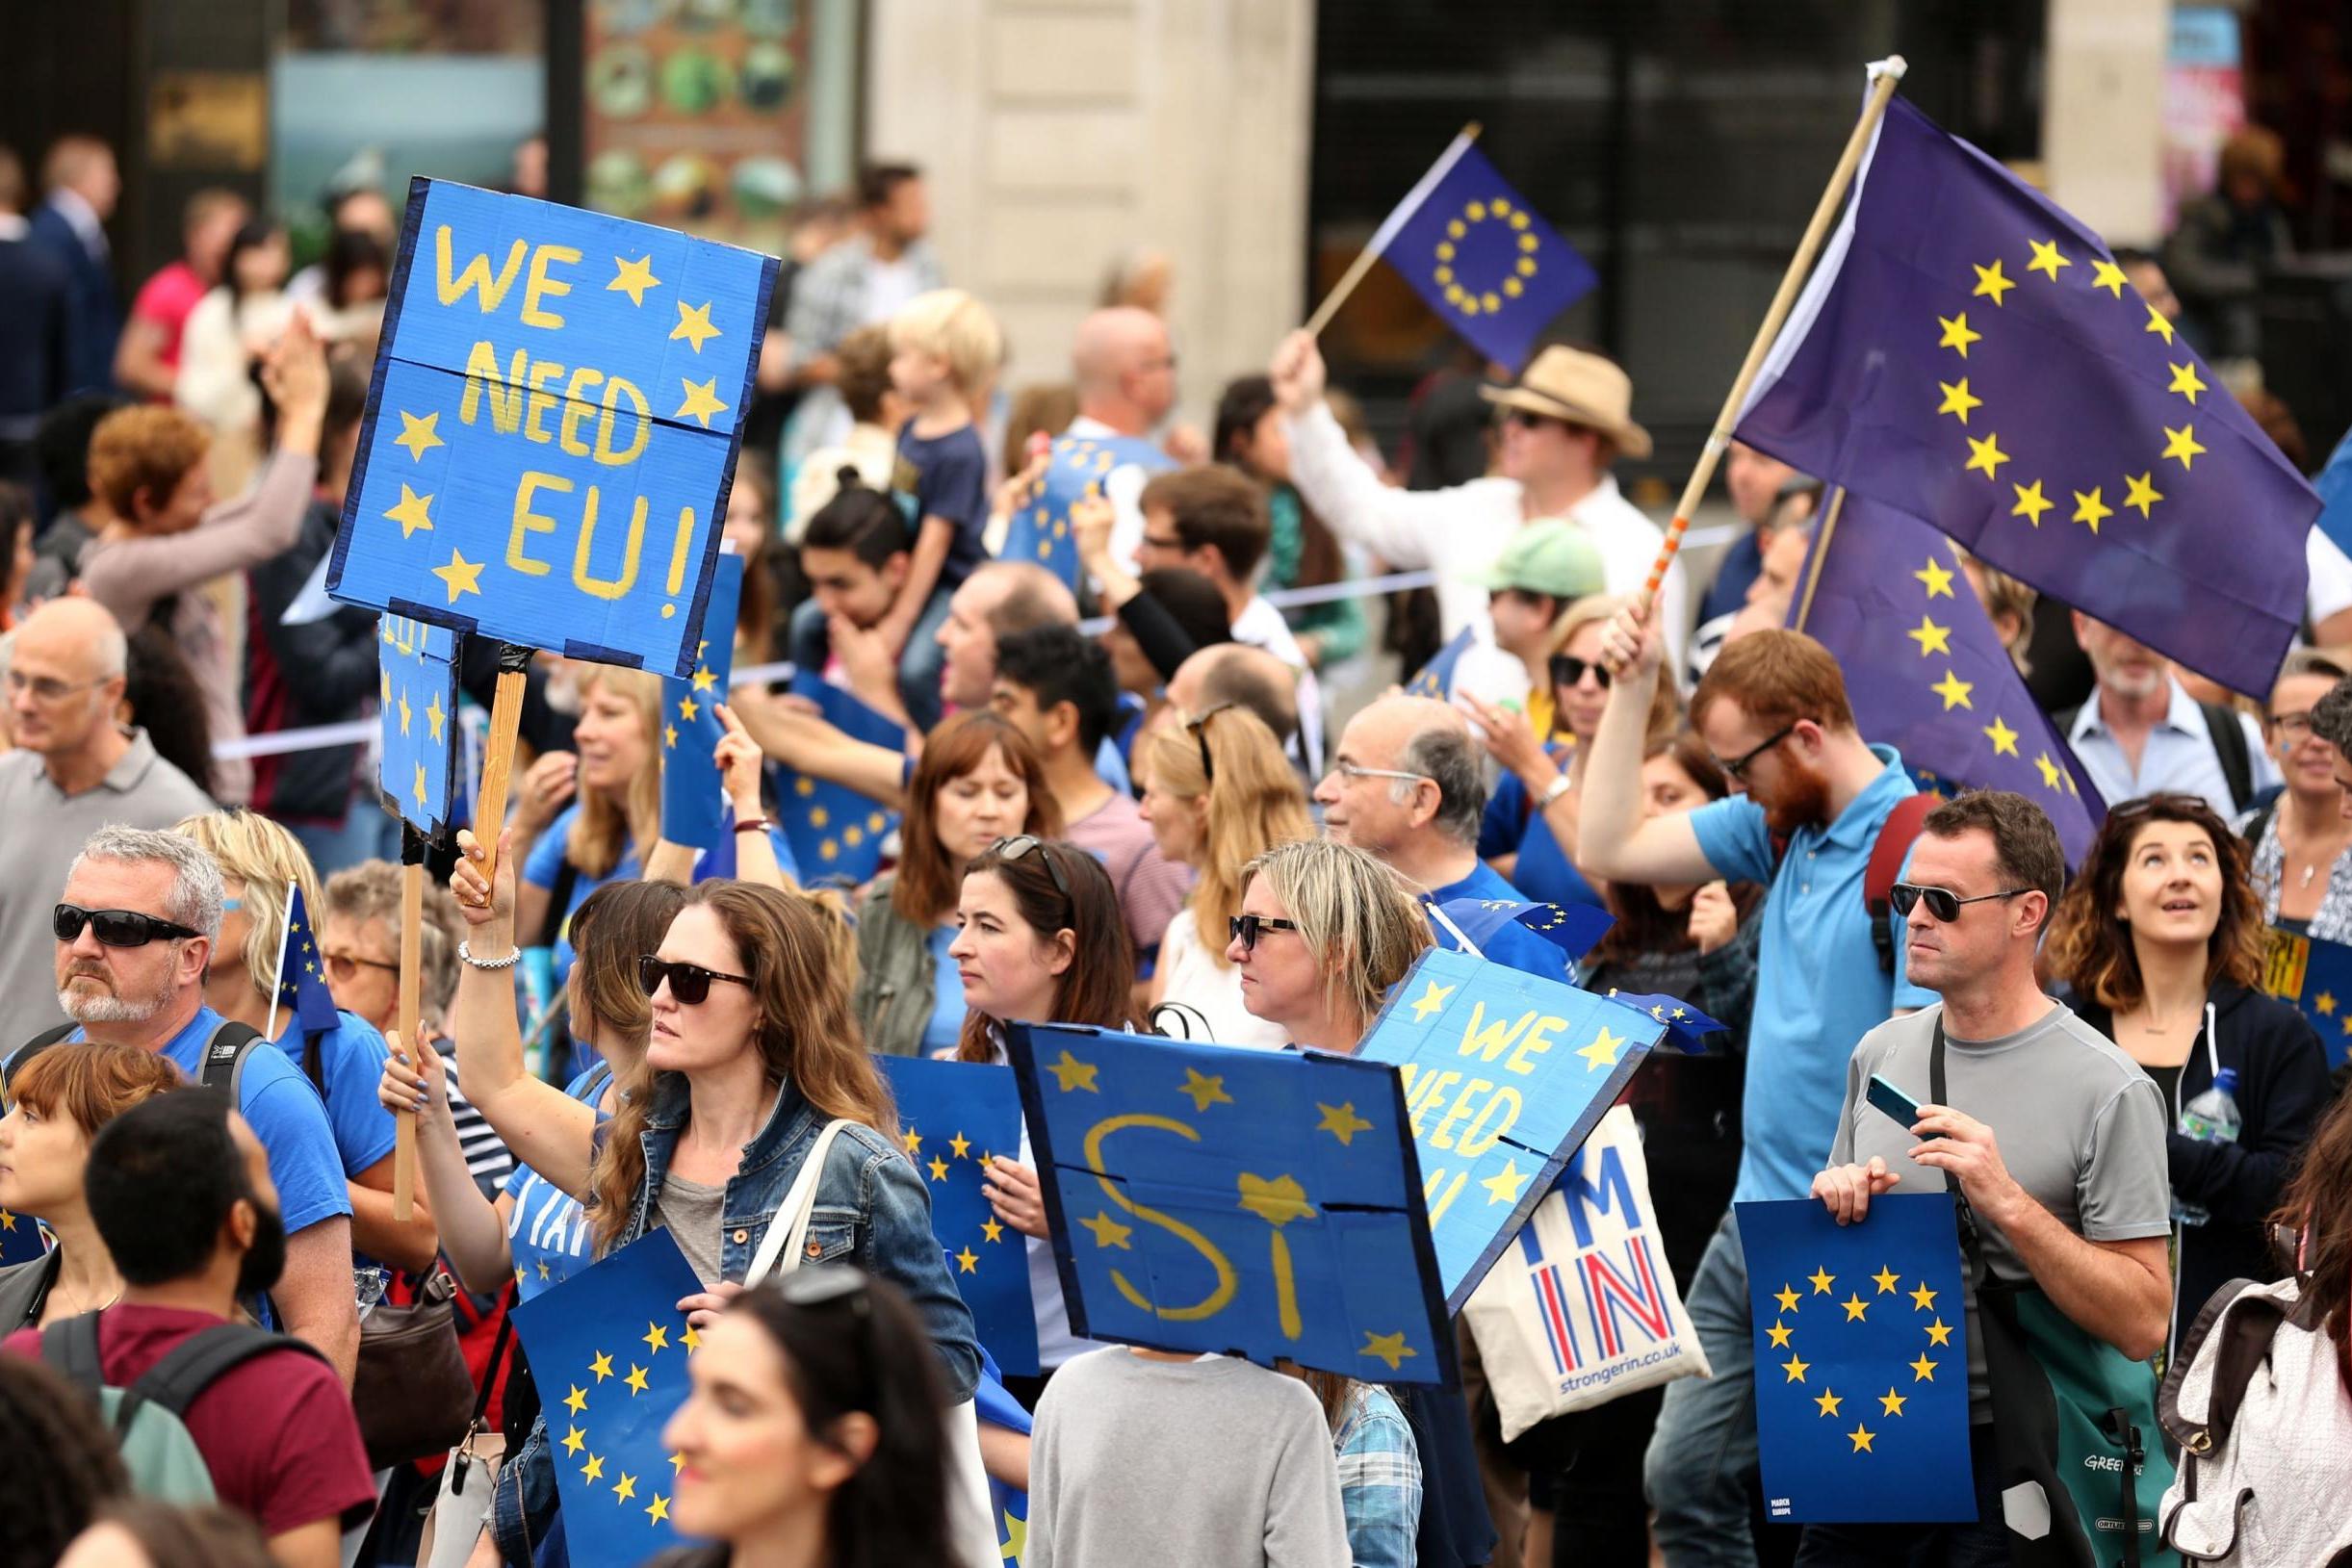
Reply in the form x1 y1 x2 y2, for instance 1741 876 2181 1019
1866 1072 1922 1132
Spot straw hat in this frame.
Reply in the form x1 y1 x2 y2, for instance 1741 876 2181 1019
1480 346 1652 460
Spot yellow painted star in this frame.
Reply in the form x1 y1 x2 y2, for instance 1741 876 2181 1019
2027 239 2073 280
928 1155 950 1182
397 690 412 735
2035 752 2063 789
561 1425 585 1455
1911 1282 1938 1311
563 1383 589 1414
1935 311 1981 357
1360 1330 1417 1372
384 483 436 539
2317 991 2338 1016
608 253 659 307
647 1494 671 1525
682 1325 701 1351
1910 1353 1939 1381
2072 486 2113 534
1929 670 1975 712
662 723 678 749
431 549 484 603
1848 1423 1876 1453
676 377 731 428
1047 1050 1098 1092
624 1362 649 1396
1982 715 2021 757
1782 1353 1810 1383
1880 1387 1909 1417
2090 257 2131 296
670 1452 687 1475
1767 1321 1793 1349
581 1453 606 1487
2122 472 2163 518
2167 360 2206 404
1079 1210 1134 1249
426 692 447 742
1481 1159 1530 1206
614 1472 638 1504
671 298 721 351
1317 1101 1374 1145
980 1218 1006 1246
1935 377 1981 424
678 695 700 722
1972 258 2015 306
2145 301 2177 344
2010 478 2054 527
1913 556 1956 598
691 666 716 693
1568 1026 1621 1072
589 1351 615 1381
956 1246 979 1273
949 1131 971 1158
1906 615 1953 656
1178 1067 1233 1114
1409 978 1455 1022
1843 1294 1871 1323
1809 1267 1836 1296
901 1128 922 1155
394 409 443 461
1773 1284 1802 1315
2161 423 2206 472
1814 1388 1842 1418
1964 431 2009 480
1001 1509 1026 1562
1925 1318 1954 1347
644 1323 669 1355
412 762 428 813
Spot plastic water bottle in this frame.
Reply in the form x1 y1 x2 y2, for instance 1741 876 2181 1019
2172 1067 2242 1227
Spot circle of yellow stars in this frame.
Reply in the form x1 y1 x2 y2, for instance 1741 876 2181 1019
1765 1265 1953 1455
1432 195 1541 318
558 1314 704 1530
788 771 892 865
902 1117 1006 1269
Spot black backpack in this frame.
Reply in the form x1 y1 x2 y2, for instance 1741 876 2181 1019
2 1018 268 1107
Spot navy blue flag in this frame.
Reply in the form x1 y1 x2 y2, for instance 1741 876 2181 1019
1372 135 1598 373
1433 895 1614 965
1599 990 1727 1053
1736 1194 1975 1524
1790 492 2105 863
377 614 462 837
974 1357 1033 1564
1403 627 1478 700
659 552 743 852
508 1231 702 1568
999 431 1174 592
776 676 902 888
1736 94 2318 696
877 1055 1040 1377
330 179 777 676
272 883 342 1037
1357 947 1667 1310
2317 424 2352 562
1007 1023 1455 1387
0 1208 44 1267
2262 925 2352 1072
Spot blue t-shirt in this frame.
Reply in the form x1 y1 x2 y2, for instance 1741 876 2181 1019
896 422 990 589
504 1064 613 1302
1478 751 1605 913
272 1010 398 1178
1687 744 1934 1204
1425 860 1577 983
523 804 637 993
921 926 966 1055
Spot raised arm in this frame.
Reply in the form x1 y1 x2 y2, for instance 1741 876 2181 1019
1578 604 1715 886
1270 330 1453 569
732 686 910 812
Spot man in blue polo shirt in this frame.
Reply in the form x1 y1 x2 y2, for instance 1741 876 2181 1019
1580 619 1931 1567
41 825 360 1385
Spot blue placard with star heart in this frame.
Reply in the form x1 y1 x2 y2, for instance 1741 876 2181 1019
329 178 777 677
376 613 463 837
1357 946 1667 1313
1006 1022 1456 1388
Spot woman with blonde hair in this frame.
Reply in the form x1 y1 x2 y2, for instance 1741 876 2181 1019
1135 703 1312 1045
170 809 432 1275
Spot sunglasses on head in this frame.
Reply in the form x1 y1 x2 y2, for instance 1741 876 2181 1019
53 904 200 948
1888 883 2026 922
1184 703 1237 784
1227 913 1302 953
1548 654 1611 691
636 955 754 1006
991 835 1072 901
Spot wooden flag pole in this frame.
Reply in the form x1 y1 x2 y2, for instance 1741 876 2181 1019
470 643 535 886
394 827 425 1222
1302 122 1483 340
1791 486 1849 634
1637 58 1905 616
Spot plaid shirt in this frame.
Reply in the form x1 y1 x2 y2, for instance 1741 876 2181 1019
1334 1384 1422 1568
784 234 944 371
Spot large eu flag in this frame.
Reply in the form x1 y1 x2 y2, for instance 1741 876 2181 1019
1791 493 2104 863
1371 135 1597 373
1737 95 2318 697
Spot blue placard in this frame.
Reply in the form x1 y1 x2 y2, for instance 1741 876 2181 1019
1357 946 1665 1312
376 614 463 836
777 676 903 888
658 552 744 852
330 179 778 676
1736 1195 1977 1525
878 1055 1040 1377
1008 1022 1455 1387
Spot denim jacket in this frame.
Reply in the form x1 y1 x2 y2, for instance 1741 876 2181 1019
494 1070 981 1561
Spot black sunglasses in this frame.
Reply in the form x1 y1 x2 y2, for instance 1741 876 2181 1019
636 955 754 1006
1228 913 1303 953
1716 722 1798 782
991 835 1072 901
1547 654 1612 691
1889 883 2027 922
54 904 200 948
1184 703 1237 784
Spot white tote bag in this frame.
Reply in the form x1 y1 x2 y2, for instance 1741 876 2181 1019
747 1120 1001 1568
1463 1105 1712 1441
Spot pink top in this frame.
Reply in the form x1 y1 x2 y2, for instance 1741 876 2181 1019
129 259 209 378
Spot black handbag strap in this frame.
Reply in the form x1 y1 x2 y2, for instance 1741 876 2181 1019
1928 1020 1988 1287
472 1286 517 1429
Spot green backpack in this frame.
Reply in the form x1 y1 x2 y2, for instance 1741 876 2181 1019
40 1310 332 1504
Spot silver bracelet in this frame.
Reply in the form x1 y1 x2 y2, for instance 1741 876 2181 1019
1538 771 1576 807
458 939 523 971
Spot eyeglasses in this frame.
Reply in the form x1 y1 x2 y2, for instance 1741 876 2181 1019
53 904 200 948
6 670 108 704
1185 703 1237 784
1330 758 1432 787
1888 884 2028 922
2271 709 2315 739
636 955 754 1006
1228 913 1303 953
1548 654 1612 691
324 951 399 984
1501 409 1563 431
1140 533 1188 552
1715 723 1798 782
991 835 1072 901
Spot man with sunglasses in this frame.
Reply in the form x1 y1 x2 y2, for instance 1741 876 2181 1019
0 596 212 1046
1579 616 1937 1566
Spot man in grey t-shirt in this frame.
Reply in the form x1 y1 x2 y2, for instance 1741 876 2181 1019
1808 791 2171 1565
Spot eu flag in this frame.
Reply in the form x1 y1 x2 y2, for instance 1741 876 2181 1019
1736 1194 1976 1524
1432 896 1613 967
273 883 342 1037
1600 990 1728 1053
659 552 742 852
1372 135 1597 373
0 1207 44 1267
1736 95 2318 697
377 614 462 837
2261 924 2352 1071
508 1231 702 1568
877 1055 1040 1376
999 431 1174 593
1790 493 2105 863
775 675 902 889
1403 628 1477 700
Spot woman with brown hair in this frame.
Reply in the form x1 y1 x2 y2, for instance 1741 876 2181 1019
512 665 665 994
2046 792 2335 1350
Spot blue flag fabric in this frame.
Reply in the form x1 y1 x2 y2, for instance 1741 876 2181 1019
2261 925 2352 1072
776 676 902 888
973 1352 1033 1565
877 1055 1041 1376
274 884 342 1037
1374 137 1598 373
999 431 1175 592
1736 95 2318 697
0 1208 44 1267
1403 627 1478 700
1357 947 1666 1310
377 614 462 837
1735 1194 1976 1524
1789 493 2105 862
659 552 743 852
1598 990 1727 1054
508 1231 702 1568
2318 424 2352 563
330 179 778 677
1007 1022 1455 1387
1433 896 1614 966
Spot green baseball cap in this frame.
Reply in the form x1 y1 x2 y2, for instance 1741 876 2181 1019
1468 520 1607 599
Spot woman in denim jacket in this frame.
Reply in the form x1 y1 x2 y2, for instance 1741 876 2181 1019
448 829 980 1564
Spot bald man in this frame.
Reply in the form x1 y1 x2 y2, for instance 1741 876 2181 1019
1314 694 1570 980
0 597 213 1041
1067 306 1182 571
936 559 1080 712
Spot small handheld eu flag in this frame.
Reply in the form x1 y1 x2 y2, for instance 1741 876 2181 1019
377 614 462 839
271 882 341 1040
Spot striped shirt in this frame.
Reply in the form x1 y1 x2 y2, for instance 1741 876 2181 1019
436 1046 514 1195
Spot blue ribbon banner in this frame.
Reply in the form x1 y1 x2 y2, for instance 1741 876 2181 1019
1007 1022 1456 1387
376 614 462 837
330 179 778 676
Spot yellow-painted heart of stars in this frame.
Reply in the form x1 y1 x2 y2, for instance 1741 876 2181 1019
1763 1266 1951 1456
